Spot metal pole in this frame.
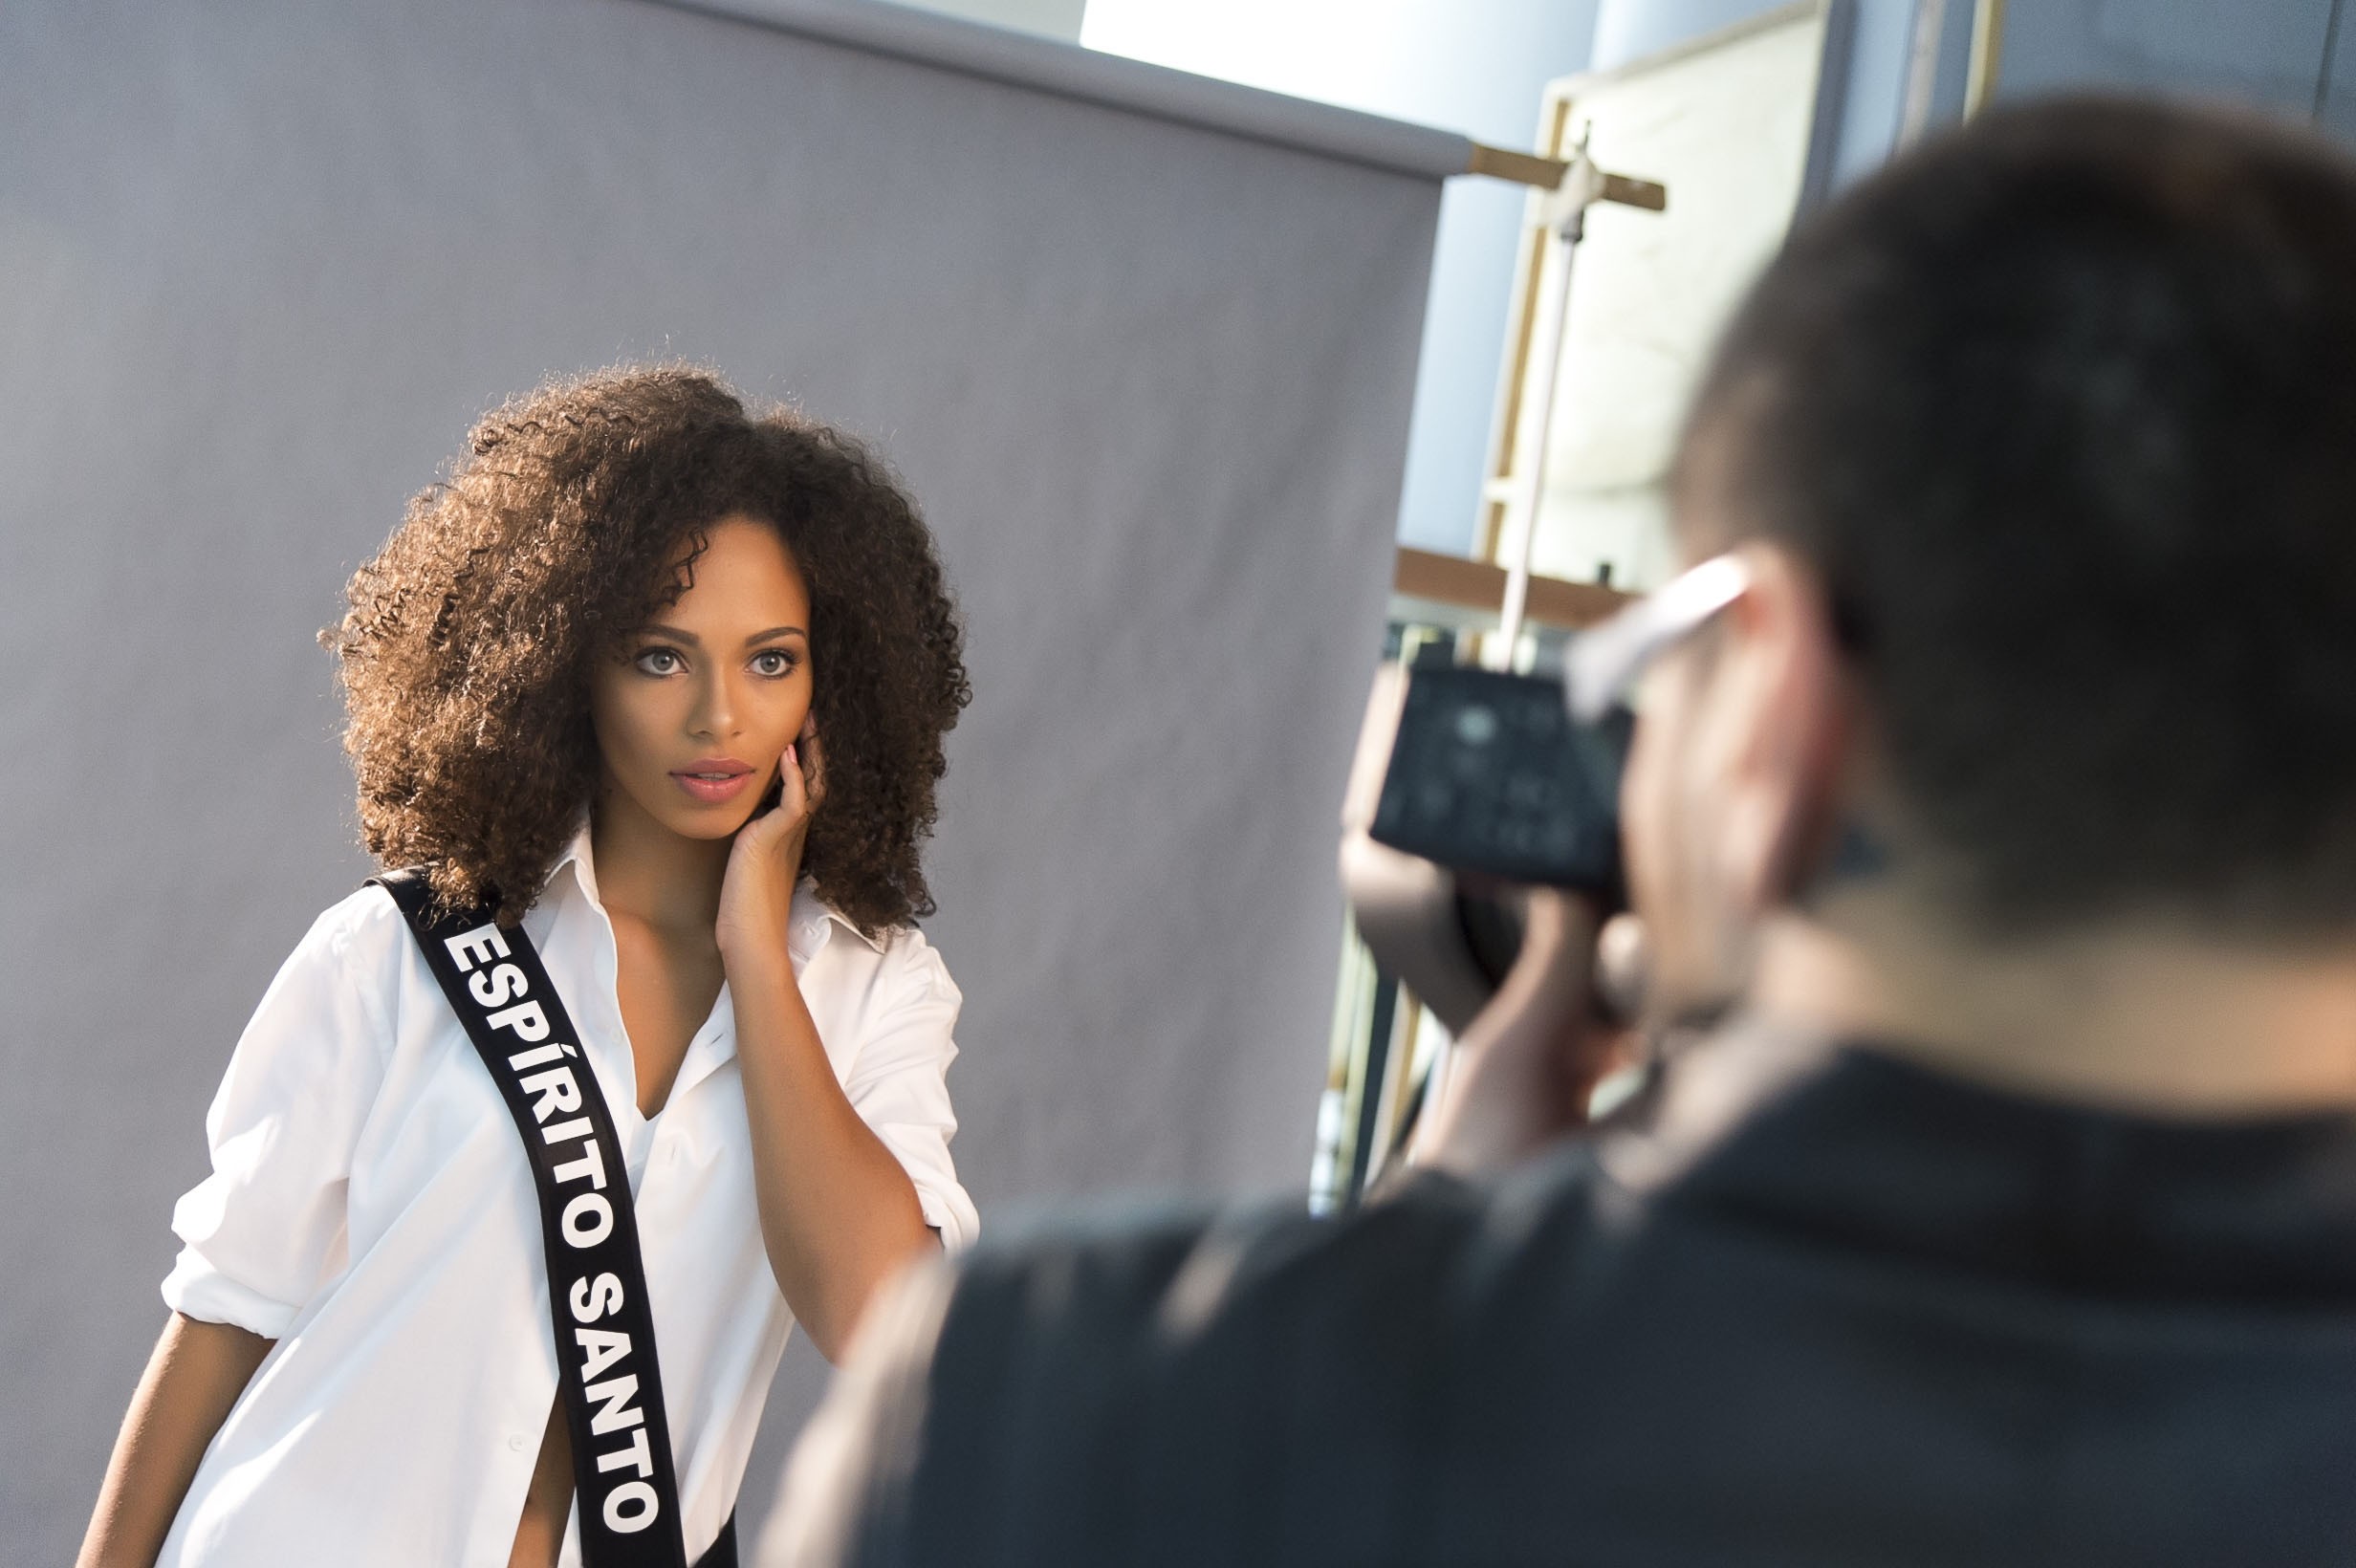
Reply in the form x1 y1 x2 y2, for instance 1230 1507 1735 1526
1494 134 1603 667
1494 222 1579 666
1964 0 2006 118
1471 129 1661 669
1896 0 1950 149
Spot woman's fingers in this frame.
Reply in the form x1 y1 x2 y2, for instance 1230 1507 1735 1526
778 742 805 816
799 726 827 816
741 728 819 860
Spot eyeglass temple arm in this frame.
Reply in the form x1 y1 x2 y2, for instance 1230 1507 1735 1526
1562 554 1752 723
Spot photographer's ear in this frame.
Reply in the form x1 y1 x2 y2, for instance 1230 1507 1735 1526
1708 541 1854 915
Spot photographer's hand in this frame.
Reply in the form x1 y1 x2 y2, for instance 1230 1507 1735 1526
1403 889 1637 1175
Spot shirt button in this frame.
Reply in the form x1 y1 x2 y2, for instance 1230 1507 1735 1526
509 1433 528 1452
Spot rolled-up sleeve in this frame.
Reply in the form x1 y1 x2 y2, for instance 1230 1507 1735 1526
161 895 394 1339
844 933 979 1252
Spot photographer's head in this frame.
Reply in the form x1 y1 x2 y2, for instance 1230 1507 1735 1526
1626 98 2356 1101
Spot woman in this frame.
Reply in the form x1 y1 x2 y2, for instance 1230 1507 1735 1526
77 366 978 1567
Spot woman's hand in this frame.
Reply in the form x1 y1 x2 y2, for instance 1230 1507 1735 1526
716 719 824 966
712 716 935 1360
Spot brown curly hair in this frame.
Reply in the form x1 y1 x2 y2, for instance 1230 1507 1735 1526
327 365 969 934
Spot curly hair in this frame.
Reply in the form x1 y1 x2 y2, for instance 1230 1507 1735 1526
327 365 970 934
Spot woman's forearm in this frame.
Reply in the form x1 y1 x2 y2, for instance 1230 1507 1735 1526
78 1313 272 1568
727 952 933 1362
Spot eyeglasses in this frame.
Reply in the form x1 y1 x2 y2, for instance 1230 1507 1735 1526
1561 554 1751 724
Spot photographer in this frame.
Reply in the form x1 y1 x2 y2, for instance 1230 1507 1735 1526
765 97 2356 1567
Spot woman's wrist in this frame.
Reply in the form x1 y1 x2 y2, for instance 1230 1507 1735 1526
719 934 795 991
713 854 802 972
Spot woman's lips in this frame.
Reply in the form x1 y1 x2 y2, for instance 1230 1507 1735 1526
670 759 754 805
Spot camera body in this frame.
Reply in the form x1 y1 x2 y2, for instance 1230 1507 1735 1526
1339 661 1629 1035
1368 664 1628 895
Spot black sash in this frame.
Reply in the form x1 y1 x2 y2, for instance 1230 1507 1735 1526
375 870 736 1568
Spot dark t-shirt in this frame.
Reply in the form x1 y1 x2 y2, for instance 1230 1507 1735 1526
778 1029 2356 1567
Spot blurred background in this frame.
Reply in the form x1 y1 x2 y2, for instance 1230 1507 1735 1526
6 0 2353 1555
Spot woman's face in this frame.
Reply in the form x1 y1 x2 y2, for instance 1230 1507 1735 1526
589 513 813 843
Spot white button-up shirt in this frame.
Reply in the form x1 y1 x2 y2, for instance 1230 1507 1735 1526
156 830 977 1567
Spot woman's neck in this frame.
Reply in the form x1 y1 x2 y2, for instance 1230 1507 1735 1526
589 784 733 936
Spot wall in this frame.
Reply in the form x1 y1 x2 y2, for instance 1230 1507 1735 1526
1998 0 2344 120
1595 0 2356 184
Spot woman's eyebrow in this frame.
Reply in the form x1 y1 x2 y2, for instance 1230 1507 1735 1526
638 623 806 647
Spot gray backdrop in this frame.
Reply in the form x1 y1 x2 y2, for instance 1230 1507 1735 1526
0 0 1443 1552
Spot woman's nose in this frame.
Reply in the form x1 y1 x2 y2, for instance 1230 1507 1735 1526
691 670 739 738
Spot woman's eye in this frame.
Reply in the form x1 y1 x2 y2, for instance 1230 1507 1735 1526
752 649 800 678
634 647 685 676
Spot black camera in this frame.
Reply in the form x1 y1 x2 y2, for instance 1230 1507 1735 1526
1369 664 1630 896
1339 661 1631 1035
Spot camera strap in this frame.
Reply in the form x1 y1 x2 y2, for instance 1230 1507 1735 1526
375 869 734 1568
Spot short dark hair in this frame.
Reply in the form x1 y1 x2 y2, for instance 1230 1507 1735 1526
330 365 970 933
1684 97 2356 934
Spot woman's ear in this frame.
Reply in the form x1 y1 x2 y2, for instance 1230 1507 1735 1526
1709 542 1853 914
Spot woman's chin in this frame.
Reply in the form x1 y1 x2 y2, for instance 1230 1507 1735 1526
648 799 759 842
686 813 756 842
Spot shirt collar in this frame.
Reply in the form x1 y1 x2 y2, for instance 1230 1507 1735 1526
1599 1021 2356 1302
547 822 884 956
